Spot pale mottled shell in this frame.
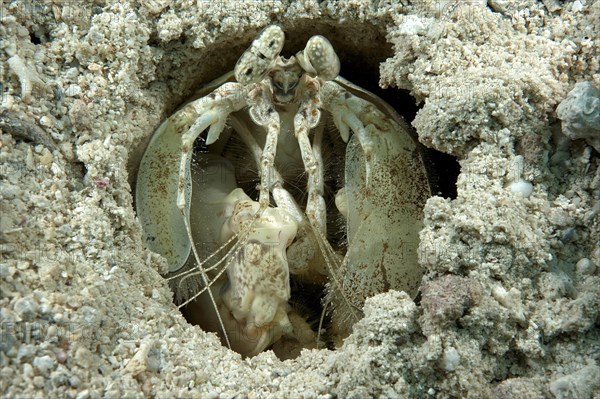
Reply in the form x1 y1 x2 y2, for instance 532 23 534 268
136 118 192 272
330 77 430 333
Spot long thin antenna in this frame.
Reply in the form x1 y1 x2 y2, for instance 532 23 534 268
181 212 231 350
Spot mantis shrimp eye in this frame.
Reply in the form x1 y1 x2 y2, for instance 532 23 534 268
234 25 285 84
304 35 340 81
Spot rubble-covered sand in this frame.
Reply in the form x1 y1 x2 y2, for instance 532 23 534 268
1 0 599 398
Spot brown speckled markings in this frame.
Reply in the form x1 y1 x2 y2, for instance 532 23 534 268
326 77 431 339
136 112 192 272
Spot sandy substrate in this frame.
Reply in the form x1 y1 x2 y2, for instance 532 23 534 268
1 0 599 398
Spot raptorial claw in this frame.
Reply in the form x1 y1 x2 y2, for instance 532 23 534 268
320 81 374 155
219 194 299 356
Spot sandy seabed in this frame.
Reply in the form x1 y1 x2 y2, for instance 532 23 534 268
1 0 599 398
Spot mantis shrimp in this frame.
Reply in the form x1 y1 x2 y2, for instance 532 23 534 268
135 25 431 357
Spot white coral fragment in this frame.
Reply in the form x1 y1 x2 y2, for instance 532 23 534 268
440 347 460 372
549 363 600 399
556 82 600 152
492 285 526 322
124 339 156 376
397 15 432 36
575 258 596 276
7 55 47 104
509 179 533 198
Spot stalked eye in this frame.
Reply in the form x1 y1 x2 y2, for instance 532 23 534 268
234 25 285 84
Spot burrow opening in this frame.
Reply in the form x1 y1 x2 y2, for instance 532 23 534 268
129 21 459 359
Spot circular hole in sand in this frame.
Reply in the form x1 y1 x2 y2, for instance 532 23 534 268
128 23 459 359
